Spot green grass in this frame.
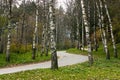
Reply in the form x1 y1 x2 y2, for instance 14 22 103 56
66 48 88 55
0 52 51 68
67 43 120 58
0 44 120 80
0 58 120 80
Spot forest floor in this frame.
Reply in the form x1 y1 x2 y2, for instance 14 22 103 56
0 51 88 75
0 44 120 80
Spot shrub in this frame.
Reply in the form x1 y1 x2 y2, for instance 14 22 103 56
10 43 32 53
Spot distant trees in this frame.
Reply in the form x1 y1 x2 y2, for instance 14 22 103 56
0 0 119 67
64 0 118 61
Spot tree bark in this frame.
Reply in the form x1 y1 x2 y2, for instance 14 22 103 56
103 0 117 58
82 18 85 51
32 0 39 59
49 0 58 69
75 3 81 50
96 2 105 51
81 0 93 65
93 0 98 51
99 0 110 59
6 0 12 62
41 0 46 56
21 0 25 44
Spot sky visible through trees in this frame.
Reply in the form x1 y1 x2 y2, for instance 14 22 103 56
17 0 67 10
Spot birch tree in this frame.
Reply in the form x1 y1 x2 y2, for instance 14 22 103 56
103 0 118 58
96 2 105 51
6 0 12 62
45 0 50 56
99 0 110 59
41 0 46 56
32 0 39 59
21 0 25 44
49 0 58 69
82 18 85 50
93 0 98 51
81 0 93 65
75 0 81 50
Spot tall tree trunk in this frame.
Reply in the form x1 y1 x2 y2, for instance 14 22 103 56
82 18 85 51
81 0 93 65
87 1 93 51
46 4 50 56
6 0 12 62
21 0 25 44
103 0 117 58
75 3 81 50
49 0 58 69
45 1 49 56
76 16 81 50
32 0 39 59
93 0 98 51
99 0 110 59
41 0 46 56
0 31 3 53
96 2 105 51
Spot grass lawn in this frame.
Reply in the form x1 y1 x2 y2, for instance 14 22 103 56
0 52 51 68
0 44 120 80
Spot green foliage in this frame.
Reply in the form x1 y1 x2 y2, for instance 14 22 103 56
67 43 120 58
64 40 74 49
113 18 120 43
107 0 120 43
57 40 71 50
0 52 51 68
0 16 8 28
10 43 32 53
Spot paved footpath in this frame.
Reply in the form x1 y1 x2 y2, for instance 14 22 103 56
0 51 88 75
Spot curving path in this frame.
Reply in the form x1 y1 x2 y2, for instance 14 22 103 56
0 51 88 75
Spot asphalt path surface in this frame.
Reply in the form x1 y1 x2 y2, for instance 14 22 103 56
0 51 88 75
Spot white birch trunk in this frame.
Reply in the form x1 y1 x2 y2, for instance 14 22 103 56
96 2 105 51
81 0 93 65
49 0 58 69
6 29 11 62
32 0 39 59
103 0 117 58
6 0 12 62
99 0 110 59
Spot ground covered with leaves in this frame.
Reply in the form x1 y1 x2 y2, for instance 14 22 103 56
0 44 120 80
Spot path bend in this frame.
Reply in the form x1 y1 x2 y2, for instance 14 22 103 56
0 51 88 75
